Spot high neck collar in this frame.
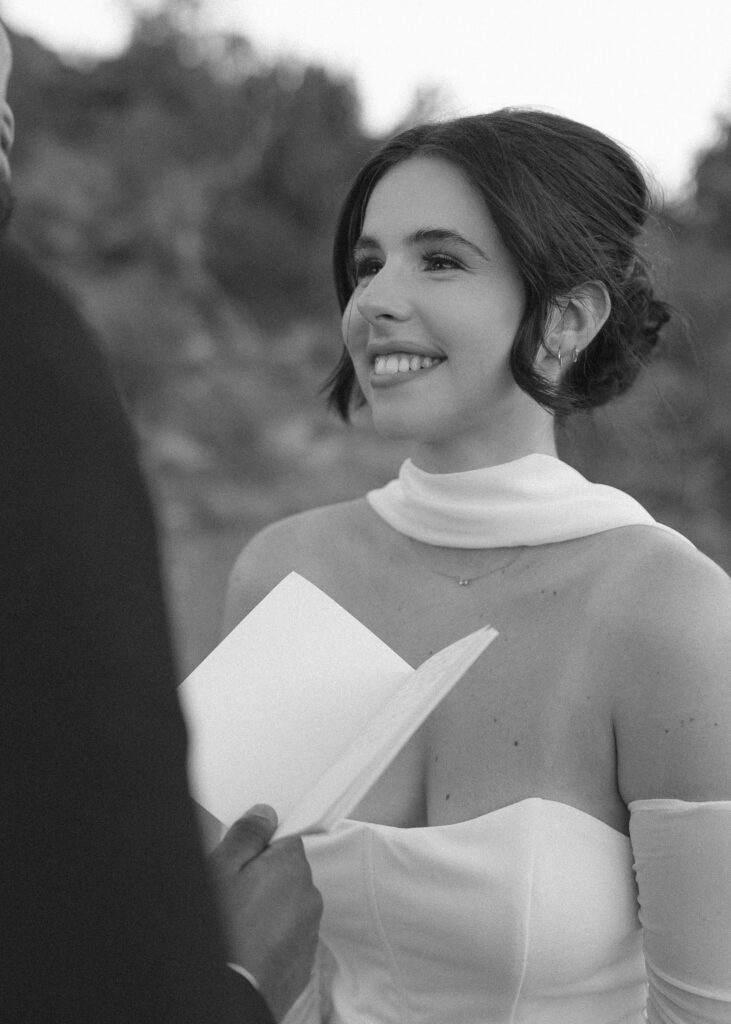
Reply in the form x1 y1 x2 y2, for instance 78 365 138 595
366 454 681 548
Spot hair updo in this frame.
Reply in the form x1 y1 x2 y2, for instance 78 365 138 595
325 108 671 419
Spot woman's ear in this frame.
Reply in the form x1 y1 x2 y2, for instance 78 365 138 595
538 281 611 372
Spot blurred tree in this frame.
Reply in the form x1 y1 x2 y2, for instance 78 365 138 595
204 62 372 328
692 116 731 246
572 118 731 565
4 5 385 529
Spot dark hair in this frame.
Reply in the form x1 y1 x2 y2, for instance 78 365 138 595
325 108 671 420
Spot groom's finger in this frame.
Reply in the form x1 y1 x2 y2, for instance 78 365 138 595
211 804 278 873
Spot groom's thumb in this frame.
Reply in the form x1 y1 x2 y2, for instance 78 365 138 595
215 804 278 871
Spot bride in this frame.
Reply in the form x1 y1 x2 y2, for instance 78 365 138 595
223 110 731 1023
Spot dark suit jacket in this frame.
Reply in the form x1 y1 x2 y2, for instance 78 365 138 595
0 245 274 1023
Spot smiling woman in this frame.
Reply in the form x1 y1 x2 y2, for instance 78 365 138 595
223 110 731 1024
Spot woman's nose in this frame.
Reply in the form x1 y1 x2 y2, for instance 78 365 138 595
355 263 411 325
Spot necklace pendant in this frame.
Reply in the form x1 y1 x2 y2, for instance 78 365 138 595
457 578 471 586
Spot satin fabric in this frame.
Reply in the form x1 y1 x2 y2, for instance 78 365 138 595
629 800 731 1024
296 799 647 1024
366 455 687 548
286 801 731 1024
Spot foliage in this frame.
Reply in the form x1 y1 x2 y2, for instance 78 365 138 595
692 116 731 247
6 8 387 516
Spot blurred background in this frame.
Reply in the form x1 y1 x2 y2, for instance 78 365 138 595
2 0 730 674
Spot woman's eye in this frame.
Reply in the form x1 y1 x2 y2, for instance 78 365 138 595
423 251 462 271
353 257 382 282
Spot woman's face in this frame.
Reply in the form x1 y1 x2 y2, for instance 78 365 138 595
342 155 532 468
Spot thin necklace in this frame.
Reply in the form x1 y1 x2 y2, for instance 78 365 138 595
406 541 524 587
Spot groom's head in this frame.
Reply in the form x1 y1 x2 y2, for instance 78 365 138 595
0 20 15 234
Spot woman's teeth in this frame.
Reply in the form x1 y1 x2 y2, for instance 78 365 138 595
373 354 444 375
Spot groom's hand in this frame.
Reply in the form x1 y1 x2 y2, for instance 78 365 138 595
210 805 323 1022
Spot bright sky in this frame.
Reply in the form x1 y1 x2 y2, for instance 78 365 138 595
2 0 730 198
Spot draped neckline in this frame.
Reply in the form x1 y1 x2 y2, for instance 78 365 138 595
366 454 682 548
342 797 631 841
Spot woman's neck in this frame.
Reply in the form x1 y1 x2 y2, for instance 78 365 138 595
409 406 559 474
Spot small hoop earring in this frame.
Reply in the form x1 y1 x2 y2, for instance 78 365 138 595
541 340 562 366
572 346 578 364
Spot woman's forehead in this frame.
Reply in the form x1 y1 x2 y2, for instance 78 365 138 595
361 156 502 251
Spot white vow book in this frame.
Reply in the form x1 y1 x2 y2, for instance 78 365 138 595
179 572 497 839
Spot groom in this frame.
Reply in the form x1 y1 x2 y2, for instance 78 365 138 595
0 22 319 1024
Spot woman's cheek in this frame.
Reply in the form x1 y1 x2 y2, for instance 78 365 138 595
341 295 357 344
342 299 368 357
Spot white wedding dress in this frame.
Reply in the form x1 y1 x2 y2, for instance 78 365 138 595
282 457 731 1023
287 799 731 1024
302 799 644 1023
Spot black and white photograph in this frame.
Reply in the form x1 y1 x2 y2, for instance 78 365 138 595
2 2 730 1021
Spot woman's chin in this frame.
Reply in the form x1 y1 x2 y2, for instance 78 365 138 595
369 407 447 446
369 402 419 435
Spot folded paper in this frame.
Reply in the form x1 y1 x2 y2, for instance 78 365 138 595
179 572 497 838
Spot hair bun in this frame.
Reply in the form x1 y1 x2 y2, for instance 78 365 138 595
625 263 671 354
565 257 672 410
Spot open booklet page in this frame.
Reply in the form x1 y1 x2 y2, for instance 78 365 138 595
178 572 497 839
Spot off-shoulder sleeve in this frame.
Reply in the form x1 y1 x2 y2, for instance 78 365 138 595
629 799 731 1024
281 941 336 1024
281 980 319 1024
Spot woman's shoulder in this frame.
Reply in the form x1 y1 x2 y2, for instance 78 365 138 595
591 525 731 804
242 496 373 563
587 522 730 681
589 522 729 624
222 498 371 632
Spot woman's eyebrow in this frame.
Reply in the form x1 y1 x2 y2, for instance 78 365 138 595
352 234 379 255
411 228 489 260
353 228 489 260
